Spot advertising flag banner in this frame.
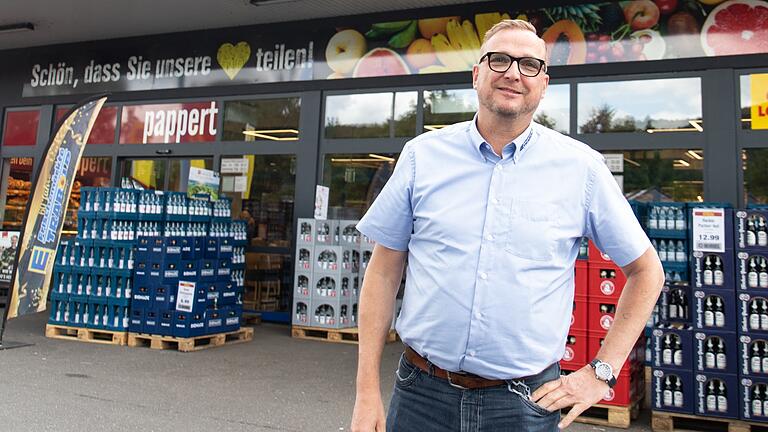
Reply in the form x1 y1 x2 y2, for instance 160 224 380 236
5 95 107 319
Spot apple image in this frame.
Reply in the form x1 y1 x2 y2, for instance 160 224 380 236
624 0 661 31
325 29 367 74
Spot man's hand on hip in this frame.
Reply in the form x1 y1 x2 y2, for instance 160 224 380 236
530 366 610 429
351 392 386 432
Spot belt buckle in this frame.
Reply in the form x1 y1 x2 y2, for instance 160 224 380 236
446 371 469 390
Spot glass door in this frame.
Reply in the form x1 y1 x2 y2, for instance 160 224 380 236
119 158 213 192
219 155 296 315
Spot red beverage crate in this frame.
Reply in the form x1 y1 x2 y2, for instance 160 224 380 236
600 368 644 406
588 298 618 335
571 294 587 331
587 334 647 373
588 266 627 300
588 241 621 267
560 328 588 371
575 260 588 297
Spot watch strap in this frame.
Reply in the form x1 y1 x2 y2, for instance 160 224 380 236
588 358 617 388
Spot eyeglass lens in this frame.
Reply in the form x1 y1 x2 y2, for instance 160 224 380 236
487 53 542 77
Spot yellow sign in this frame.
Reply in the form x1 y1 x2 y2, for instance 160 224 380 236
751 73 768 130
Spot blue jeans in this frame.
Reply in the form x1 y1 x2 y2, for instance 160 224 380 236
387 353 561 431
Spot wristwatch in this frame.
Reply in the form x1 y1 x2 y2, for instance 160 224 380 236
589 359 617 388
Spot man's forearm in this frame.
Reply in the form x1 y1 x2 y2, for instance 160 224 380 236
356 256 405 394
597 257 664 375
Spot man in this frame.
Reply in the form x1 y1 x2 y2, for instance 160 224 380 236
351 20 664 431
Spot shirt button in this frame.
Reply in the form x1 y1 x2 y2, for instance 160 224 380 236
485 234 493 241
469 350 476 357
495 164 502 171
492 198 500 204
474 312 482 319
479 272 488 280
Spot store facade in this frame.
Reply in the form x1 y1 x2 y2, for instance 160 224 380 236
1 0 767 321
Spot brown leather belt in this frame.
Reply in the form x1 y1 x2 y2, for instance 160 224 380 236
404 346 507 389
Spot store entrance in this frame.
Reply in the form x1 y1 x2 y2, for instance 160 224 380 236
118 157 214 192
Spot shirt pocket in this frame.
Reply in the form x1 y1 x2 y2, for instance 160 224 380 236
505 200 561 261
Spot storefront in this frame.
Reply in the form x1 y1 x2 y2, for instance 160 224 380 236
1 0 767 321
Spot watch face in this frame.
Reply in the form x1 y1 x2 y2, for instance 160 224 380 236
595 363 613 380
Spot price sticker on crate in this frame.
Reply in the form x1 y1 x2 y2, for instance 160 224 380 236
692 208 725 253
176 280 197 313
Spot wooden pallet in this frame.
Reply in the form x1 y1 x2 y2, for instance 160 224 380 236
45 324 127 346
241 312 262 326
652 411 768 432
291 326 398 345
564 395 642 429
127 327 254 352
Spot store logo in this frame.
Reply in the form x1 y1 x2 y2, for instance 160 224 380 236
600 280 615 295
600 315 614 330
28 246 53 274
563 347 574 362
217 42 251 80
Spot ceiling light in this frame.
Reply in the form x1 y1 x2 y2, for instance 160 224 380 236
689 120 703 132
686 150 703 160
242 129 298 141
674 159 690 167
623 158 641 167
424 125 448 131
368 154 395 162
249 0 300 6
0 22 34 35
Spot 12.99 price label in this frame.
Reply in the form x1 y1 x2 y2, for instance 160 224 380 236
692 208 725 253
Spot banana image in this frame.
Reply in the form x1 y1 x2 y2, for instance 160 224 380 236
431 33 469 71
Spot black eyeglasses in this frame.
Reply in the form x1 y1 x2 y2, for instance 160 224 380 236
480 52 546 77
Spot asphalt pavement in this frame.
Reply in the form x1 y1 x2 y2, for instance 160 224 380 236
0 312 653 431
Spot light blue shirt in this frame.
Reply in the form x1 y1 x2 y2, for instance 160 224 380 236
357 118 651 379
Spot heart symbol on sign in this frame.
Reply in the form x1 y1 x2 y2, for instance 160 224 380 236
217 42 251 80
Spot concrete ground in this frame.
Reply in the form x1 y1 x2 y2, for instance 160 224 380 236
0 312 654 432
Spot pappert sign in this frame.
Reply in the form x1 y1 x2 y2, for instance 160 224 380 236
119 101 219 144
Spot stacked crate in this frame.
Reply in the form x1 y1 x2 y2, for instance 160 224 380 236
647 203 690 284
292 218 358 329
48 187 144 332
734 209 768 422
651 206 742 420
579 241 646 407
128 193 244 338
292 218 401 332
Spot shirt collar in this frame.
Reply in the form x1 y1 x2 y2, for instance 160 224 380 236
468 114 536 163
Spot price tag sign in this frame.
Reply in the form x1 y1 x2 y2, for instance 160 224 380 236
176 280 196 312
692 208 725 253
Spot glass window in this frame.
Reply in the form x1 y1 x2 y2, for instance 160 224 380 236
423 88 476 131
119 158 212 191
534 84 570 135
220 155 296 313
601 149 704 202
324 92 417 139
578 78 702 133
740 74 768 130
223 155 296 247
394 92 417 137
2 109 39 146
743 149 768 205
222 98 301 141
120 159 166 190
55 106 118 144
1 158 33 230
63 157 113 233
168 159 214 192
322 153 398 219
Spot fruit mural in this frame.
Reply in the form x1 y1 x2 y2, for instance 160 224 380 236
317 0 768 79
